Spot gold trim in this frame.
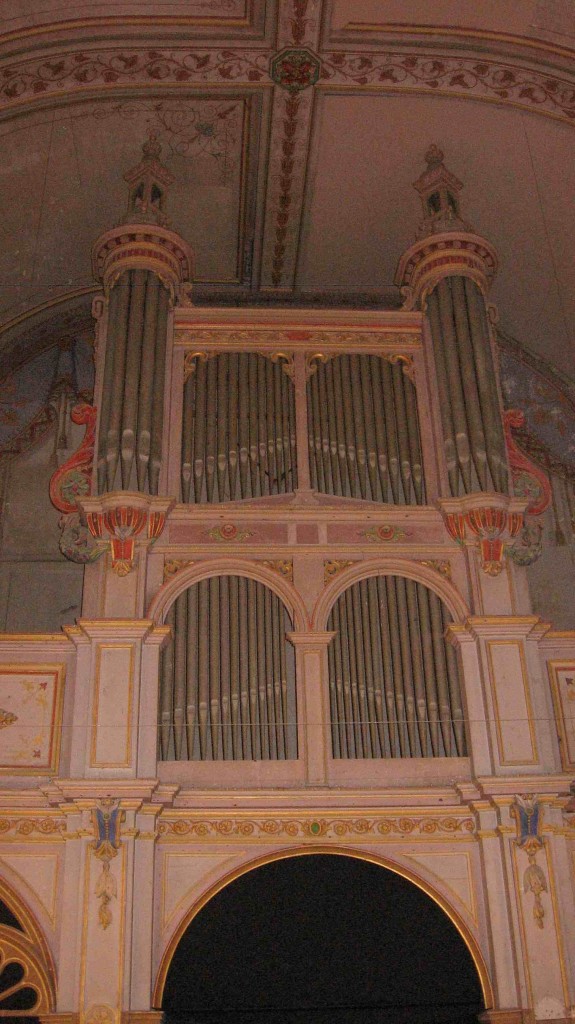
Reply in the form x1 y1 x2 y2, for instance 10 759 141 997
486 642 538 767
90 646 134 769
153 846 493 1008
547 660 575 772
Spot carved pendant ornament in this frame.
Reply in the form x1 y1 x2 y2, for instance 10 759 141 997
91 799 123 930
440 496 525 576
80 494 173 575
511 795 547 929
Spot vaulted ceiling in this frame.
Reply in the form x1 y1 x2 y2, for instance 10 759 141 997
1 0 574 379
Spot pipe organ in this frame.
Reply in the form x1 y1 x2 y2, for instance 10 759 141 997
327 577 465 759
159 577 296 761
9 136 573 1024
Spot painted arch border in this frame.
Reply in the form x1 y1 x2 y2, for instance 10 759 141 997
0 873 56 1012
312 556 471 631
152 843 494 1011
148 556 310 632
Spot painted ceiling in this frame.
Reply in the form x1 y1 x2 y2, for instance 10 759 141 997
0 0 574 382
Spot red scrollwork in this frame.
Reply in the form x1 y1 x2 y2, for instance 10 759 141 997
504 409 551 516
49 403 97 514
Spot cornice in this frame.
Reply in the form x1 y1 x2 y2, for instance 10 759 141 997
328 22 575 72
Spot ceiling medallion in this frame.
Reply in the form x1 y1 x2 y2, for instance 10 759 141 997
270 47 321 91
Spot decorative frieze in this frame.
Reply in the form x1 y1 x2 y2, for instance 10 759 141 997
158 814 476 841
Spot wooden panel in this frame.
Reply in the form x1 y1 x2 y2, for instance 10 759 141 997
0 664 64 774
90 644 134 768
548 660 575 770
487 641 537 766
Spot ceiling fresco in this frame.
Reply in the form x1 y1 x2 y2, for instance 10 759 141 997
0 0 573 377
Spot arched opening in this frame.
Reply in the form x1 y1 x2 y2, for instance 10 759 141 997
326 575 466 759
159 575 297 761
159 852 487 1024
0 887 55 1020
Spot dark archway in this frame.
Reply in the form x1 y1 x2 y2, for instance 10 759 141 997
161 853 485 1024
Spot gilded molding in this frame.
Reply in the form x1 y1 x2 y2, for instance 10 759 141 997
324 559 357 584
261 559 293 582
419 559 452 580
0 816 66 837
163 558 194 580
174 329 421 352
157 814 476 841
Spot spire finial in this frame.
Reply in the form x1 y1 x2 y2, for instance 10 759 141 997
412 145 470 237
121 134 175 227
424 143 444 169
142 130 162 162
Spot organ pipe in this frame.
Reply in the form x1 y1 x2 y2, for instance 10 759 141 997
307 355 426 504
181 353 298 503
427 277 508 497
159 577 297 761
327 576 466 759
96 269 171 495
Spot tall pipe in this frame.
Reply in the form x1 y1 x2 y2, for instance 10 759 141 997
120 269 147 489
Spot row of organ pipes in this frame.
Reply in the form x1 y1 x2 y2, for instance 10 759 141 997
97 269 170 495
181 352 298 503
159 575 466 762
179 352 425 505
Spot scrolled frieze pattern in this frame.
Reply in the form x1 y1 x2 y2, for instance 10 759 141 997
0 816 66 837
321 52 575 123
0 48 573 125
158 815 476 840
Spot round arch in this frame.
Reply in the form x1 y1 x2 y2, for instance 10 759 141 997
312 557 470 631
153 845 493 1011
0 876 56 1014
148 557 309 632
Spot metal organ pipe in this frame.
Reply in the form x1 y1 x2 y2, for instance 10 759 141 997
159 577 297 761
307 355 426 504
181 353 298 503
427 277 509 497
327 576 467 759
96 269 170 495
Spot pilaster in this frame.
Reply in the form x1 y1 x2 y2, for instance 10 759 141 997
448 617 559 776
64 620 170 779
287 631 335 786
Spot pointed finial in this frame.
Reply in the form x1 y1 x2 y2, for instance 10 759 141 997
412 145 470 237
121 133 174 227
142 130 162 162
424 143 444 169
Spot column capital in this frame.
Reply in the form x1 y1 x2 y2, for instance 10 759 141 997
395 231 498 310
286 631 336 648
92 223 193 300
